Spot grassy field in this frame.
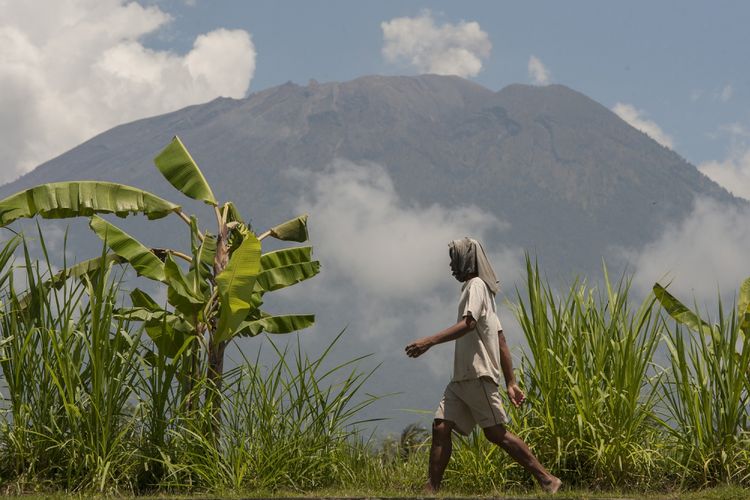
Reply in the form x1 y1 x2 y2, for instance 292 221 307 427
0 236 748 496
3 486 750 499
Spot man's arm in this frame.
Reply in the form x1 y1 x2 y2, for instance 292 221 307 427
498 330 526 407
405 315 476 358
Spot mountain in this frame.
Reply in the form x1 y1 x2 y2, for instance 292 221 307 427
1 74 737 274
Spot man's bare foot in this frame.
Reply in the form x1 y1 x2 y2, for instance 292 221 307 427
540 475 562 494
423 482 439 494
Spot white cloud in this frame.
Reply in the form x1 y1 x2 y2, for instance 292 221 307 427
284 159 522 374
699 123 750 199
0 0 255 184
689 84 734 104
719 122 750 138
717 83 733 102
628 198 750 305
381 10 491 78
291 159 509 298
699 147 750 200
612 102 674 149
527 55 551 85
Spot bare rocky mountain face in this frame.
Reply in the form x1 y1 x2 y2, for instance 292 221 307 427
1 74 736 273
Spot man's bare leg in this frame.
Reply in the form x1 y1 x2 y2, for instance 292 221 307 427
483 424 561 494
426 419 454 492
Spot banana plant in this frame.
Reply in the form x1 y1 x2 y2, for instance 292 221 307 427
653 280 750 479
654 280 750 389
0 136 319 430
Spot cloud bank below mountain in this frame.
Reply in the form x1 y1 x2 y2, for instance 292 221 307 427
281 159 522 375
627 197 750 306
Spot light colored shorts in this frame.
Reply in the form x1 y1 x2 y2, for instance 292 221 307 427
434 377 508 436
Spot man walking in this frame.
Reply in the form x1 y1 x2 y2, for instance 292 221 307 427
405 237 561 494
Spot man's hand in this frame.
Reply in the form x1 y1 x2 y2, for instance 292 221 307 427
405 337 433 358
405 317 476 358
507 383 526 408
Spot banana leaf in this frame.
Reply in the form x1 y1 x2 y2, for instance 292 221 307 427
260 246 313 269
200 234 217 271
215 232 261 344
53 254 125 286
654 283 713 336
130 288 161 311
236 313 315 337
255 261 320 293
146 315 193 358
187 214 215 282
224 201 244 223
0 181 180 226
164 256 204 319
16 253 125 310
739 277 750 335
228 221 252 251
153 136 217 206
267 214 308 242
118 304 193 358
89 215 165 281
116 306 164 322
0 236 20 289
188 233 216 295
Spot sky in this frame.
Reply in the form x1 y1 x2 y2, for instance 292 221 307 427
2 0 750 431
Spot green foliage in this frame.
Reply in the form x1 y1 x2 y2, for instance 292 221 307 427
89 215 165 281
2 207 750 495
0 181 180 225
153 136 217 206
0 135 320 431
267 214 309 243
739 277 750 333
654 282 750 485
654 283 714 336
121 287 193 359
514 256 665 487
0 238 377 492
157 332 381 491
215 232 261 344
236 313 316 338
0 236 142 491
0 134 323 492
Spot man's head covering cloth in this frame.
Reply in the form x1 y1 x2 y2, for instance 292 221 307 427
448 237 499 295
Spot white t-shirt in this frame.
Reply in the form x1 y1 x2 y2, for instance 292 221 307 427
452 277 502 384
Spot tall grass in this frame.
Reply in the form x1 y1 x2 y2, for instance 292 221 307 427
442 428 526 492
0 233 142 491
514 257 663 488
0 233 382 493
659 299 750 486
1 234 749 494
157 332 381 492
